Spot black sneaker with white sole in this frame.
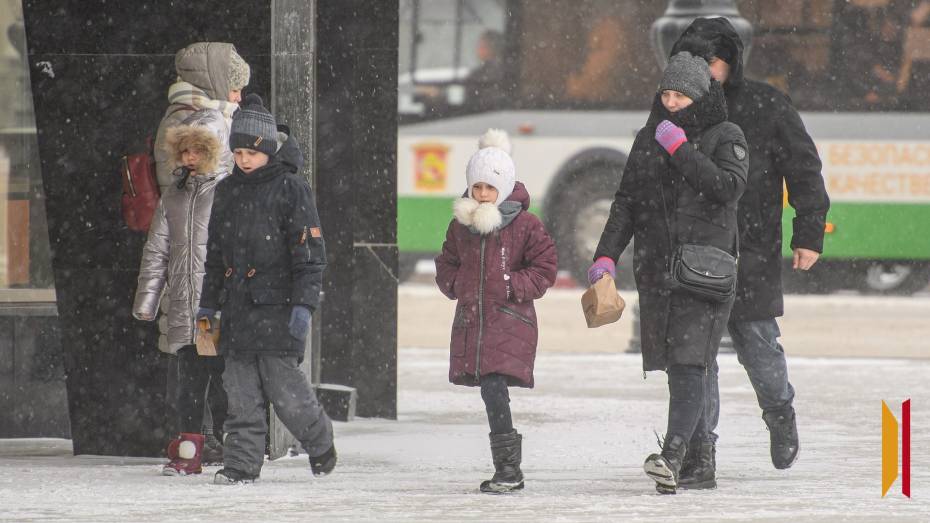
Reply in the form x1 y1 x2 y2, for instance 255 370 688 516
643 434 688 495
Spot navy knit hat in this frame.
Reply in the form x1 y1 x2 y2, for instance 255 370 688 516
230 94 278 157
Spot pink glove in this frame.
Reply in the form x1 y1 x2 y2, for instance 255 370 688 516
655 120 687 155
587 256 616 285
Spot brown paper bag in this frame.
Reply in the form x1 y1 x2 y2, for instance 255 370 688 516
581 274 626 328
195 317 220 357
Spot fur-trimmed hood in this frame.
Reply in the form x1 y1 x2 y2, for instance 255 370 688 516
164 124 222 175
453 181 530 234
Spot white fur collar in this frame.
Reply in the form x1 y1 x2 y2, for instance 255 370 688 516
453 197 502 234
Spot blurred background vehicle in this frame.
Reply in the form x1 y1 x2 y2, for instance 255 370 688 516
396 0 930 295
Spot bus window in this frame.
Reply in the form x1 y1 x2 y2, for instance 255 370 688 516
739 0 927 112
517 0 661 110
399 0 507 121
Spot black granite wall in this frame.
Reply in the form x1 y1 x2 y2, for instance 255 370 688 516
316 1 399 418
22 0 399 454
22 1 272 456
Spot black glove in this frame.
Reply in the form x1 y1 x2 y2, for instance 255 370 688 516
288 305 311 341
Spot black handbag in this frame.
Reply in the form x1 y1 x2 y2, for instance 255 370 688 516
670 243 737 302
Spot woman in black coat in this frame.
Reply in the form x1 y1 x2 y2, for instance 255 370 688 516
588 52 748 494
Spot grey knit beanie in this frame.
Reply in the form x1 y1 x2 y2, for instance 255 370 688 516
659 51 710 101
230 94 278 157
228 48 250 90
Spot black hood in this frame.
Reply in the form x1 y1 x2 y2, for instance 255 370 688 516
275 124 305 174
670 17 745 94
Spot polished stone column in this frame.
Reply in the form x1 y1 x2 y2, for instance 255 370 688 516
316 1 399 419
22 1 272 456
23 0 398 455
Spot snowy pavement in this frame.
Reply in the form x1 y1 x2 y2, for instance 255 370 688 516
399 284 930 358
2 348 929 521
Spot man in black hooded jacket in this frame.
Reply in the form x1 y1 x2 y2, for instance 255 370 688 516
669 17 830 485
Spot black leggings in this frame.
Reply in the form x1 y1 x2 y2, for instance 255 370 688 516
480 373 514 435
176 345 227 436
666 364 707 443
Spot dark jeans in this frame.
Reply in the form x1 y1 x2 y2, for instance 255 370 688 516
705 318 796 442
666 364 706 443
223 352 333 477
480 373 514 435
176 345 227 436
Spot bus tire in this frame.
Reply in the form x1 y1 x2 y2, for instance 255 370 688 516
547 164 635 289
857 261 930 295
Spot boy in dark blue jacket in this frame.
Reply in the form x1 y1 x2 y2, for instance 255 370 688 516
199 94 335 484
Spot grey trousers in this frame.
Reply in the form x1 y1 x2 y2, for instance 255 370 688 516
222 352 333 476
705 318 796 442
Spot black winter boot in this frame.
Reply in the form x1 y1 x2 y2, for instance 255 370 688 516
643 434 688 494
763 407 799 469
309 445 337 477
480 430 524 493
678 440 716 490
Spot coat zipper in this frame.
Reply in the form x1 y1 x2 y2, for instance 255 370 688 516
498 306 534 327
187 180 201 341
475 235 487 381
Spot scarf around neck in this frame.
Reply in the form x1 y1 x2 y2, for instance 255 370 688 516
167 80 239 123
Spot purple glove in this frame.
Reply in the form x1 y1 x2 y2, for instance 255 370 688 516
655 120 687 155
587 256 616 285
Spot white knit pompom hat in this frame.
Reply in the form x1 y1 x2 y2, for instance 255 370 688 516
465 128 515 206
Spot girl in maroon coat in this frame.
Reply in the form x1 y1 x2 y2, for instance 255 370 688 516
435 129 558 494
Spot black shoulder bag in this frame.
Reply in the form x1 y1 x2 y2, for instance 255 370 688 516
658 145 738 303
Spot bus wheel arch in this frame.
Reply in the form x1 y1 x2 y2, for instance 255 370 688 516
542 147 634 289
857 260 930 295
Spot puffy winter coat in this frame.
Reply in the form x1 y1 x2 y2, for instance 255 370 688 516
594 82 748 371
671 18 831 321
199 134 325 358
154 42 239 192
435 182 558 387
133 118 227 354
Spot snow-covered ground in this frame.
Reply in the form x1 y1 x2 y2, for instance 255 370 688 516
1 349 928 522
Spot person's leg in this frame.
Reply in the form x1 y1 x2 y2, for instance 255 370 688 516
645 364 704 494
704 356 720 443
218 353 268 480
257 354 334 468
478 373 522 493
207 355 228 439
480 373 513 434
728 318 795 413
176 346 209 434
665 364 705 442
729 318 799 469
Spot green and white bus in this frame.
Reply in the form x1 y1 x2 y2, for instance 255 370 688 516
398 0 930 294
